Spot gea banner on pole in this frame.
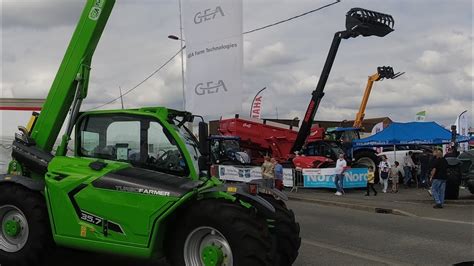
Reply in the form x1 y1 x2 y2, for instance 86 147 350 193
182 0 243 115
251 95 263 119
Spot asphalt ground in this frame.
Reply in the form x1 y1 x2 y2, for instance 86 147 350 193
46 199 474 266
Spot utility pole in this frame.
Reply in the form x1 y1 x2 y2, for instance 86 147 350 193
119 86 124 109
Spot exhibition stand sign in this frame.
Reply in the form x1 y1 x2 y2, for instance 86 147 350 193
303 168 368 188
218 165 293 186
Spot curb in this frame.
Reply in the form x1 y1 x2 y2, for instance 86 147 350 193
288 196 417 217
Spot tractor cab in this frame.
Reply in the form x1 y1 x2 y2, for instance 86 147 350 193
208 135 251 165
326 127 361 143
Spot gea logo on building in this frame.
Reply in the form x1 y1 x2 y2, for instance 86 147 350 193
195 80 228 95
194 6 225 24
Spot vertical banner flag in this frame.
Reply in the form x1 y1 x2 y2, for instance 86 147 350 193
371 121 384 153
183 0 243 115
415 111 426 121
455 110 470 152
250 95 263 119
371 121 384 135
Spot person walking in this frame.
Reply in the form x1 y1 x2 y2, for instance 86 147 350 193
365 166 377 196
272 158 284 191
430 150 448 208
419 150 431 188
261 156 274 179
334 153 347 196
403 151 415 187
390 161 404 193
378 156 391 193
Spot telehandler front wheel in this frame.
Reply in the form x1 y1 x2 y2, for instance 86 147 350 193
262 195 301 266
168 199 273 266
0 184 53 266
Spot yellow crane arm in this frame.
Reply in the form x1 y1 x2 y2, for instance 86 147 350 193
353 66 404 129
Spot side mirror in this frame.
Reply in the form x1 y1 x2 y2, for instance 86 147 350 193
198 122 209 156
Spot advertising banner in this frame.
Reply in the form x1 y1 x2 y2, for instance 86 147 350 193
371 121 384 153
218 165 293 186
303 168 368 188
251 95 263 119
182 0 243 115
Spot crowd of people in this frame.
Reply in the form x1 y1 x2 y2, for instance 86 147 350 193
261 155 284 190
334 148 450 209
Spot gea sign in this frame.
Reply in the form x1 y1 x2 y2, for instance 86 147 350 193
251 96 263 119
194 6 225 24
195 80 228 95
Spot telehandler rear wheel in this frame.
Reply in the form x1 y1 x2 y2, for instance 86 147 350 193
168 199 273 266
0 184 53 266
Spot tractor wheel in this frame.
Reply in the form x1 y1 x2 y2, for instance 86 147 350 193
262 195 301 266
0 184 53 266
168 199 273 266
354 150 379 170
354 151 380 182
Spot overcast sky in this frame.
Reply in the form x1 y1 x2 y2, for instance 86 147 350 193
1 0 472 137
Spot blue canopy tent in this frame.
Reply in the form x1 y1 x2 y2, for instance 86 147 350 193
353 122 471 147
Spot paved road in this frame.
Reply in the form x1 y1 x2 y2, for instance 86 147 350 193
48 200 473 265
291 201 473 265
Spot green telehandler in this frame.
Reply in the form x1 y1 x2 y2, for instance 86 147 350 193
0 1 393 265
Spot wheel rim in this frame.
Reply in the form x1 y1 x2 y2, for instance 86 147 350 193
184 226 233 266
0 205 29 252
356 157 376 169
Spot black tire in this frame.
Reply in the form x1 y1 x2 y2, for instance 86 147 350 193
354 150 379 169
168 199 273 266
0 184 53 266
354 150 380 182
468 182 474 194
445 184 459 200
262 195 301 266
445 167 461 200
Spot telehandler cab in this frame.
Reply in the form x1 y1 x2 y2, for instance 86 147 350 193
0 1 392 265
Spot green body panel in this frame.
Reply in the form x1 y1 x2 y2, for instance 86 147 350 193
31 0 115 153
45 156 197 258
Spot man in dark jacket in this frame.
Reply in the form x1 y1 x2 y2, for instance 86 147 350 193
430 149 448 208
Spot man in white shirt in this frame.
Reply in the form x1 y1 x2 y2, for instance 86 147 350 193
334 153 347 196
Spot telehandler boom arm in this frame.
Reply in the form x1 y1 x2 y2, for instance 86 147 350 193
29 0 115 153
353 66 404 128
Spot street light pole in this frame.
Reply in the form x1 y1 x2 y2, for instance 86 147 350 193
178 0 185 110
249 87 267 117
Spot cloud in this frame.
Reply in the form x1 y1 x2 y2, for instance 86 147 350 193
247 42 300 68
415 50 450 74
1 0 83 29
